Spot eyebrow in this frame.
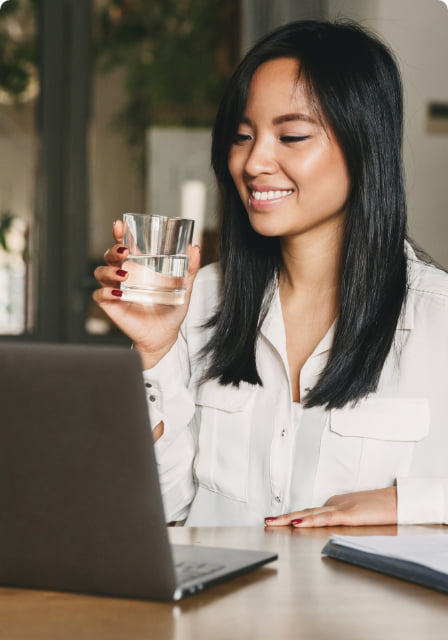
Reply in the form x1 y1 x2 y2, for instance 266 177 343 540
272 113 317 125
240 113 317 126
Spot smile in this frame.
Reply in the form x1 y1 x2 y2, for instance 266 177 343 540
250 189 294 201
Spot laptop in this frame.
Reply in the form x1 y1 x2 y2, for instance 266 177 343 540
0 341 277 601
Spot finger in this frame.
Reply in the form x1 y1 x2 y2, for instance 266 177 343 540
152 421 164 442
113 219 124 244
264 514 295 527
290 509 345 528
264 506 334 527
94 265 128 288
103 244 128 267
92 285 124 305
184 245 201 299
188 245 201 277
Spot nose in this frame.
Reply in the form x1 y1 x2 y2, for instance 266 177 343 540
243 138 277 177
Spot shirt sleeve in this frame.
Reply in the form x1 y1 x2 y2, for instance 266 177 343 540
142 335 196 523
396 477 448 524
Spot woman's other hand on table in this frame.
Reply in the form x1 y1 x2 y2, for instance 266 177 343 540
264 487 397 528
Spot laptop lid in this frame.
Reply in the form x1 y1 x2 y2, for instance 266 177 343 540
0 342 277 601
0 342 177 600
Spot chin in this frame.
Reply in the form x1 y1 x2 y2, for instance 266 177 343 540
248 215 283 238
250 225 281 238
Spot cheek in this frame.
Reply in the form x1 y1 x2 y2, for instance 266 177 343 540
305 145 350 204
228 146 251 191
327 151 350 204
326 139 350 190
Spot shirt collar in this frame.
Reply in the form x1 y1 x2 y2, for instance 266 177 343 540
260 286 286 358
260 286 335 359
398 241 417 331
261 242 415 351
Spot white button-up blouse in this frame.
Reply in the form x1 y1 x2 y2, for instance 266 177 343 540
144 246 448 526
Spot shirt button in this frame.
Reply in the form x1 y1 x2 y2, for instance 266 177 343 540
274 496 281 503
149 395 156 402
145 382 152 388
281 428 287 437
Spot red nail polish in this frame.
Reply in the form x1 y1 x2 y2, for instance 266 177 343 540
111 289 123 297
117 247 127 254
290 519 303 526
264 517 278 523
116 269 127 277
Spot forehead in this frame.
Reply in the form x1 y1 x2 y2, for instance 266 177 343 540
245 57 313 114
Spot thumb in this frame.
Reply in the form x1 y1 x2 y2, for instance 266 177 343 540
113 219 124 245
185 245 201 299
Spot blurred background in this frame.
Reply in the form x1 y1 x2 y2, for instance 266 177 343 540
0 0 447 344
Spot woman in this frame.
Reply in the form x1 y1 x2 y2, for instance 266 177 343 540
94 20 448 527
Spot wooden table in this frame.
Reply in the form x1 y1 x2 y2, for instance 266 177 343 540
1 525 447 639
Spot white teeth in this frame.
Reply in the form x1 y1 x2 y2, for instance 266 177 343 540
251 189 293 201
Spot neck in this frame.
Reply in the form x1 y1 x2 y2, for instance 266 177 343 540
278 225 344 402
279 225 343 295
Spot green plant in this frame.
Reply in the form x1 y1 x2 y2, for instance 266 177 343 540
0 0 37 102
0 211 14 251
0 211 30 263
94 0 240 153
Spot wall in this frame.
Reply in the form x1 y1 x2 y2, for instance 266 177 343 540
241 0 327 51
89 68 144 259
146 127 218 247
327 0 448 267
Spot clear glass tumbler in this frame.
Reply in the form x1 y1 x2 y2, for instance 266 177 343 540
120 213 194 305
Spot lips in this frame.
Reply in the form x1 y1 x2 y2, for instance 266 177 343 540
247 187 294 210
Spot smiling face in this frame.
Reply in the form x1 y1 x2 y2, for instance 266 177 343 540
228 57 351 245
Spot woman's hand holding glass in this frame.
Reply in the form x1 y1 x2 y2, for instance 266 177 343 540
93 220 201 370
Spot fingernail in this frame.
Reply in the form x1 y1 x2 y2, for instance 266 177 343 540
264 517 278 524
112 289 123 297
117 247 127 254
116 269 127 277
290 519 303 526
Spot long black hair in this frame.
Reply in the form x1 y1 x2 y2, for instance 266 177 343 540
204 20 407 409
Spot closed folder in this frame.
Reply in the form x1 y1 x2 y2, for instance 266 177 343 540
322 534 448 594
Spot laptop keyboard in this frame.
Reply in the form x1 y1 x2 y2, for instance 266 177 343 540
174 560 226 584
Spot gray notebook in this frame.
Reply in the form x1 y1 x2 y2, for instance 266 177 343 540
0 342 277 601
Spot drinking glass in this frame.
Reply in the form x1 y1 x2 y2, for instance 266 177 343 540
120 213 194 305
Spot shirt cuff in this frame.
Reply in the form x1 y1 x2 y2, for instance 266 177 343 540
396 477 447 524
142 343 195 458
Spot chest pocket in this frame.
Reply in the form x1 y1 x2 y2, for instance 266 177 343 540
322 398 430 494
193 380 257 502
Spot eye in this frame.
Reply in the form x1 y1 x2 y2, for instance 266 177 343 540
233 133 252 144
280 135 310 143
